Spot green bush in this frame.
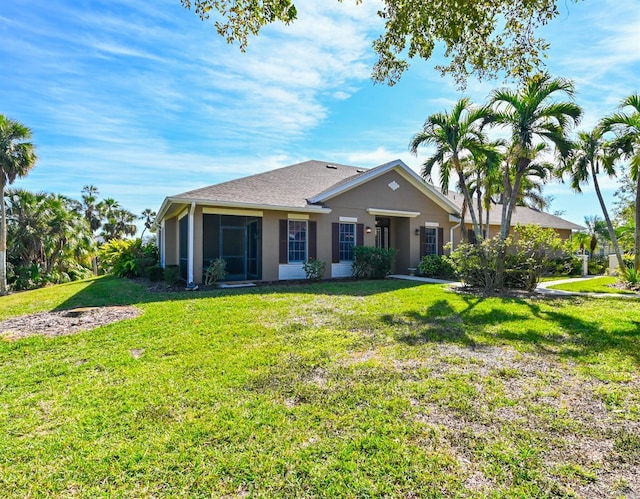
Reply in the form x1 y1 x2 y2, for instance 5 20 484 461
449 225 570 291
164 265 180 285
99 239 159 278
546 255 582 276
302 259 326 281
352 246 397 279
418 254 455 279
204 258 227 285
618 264 640 290
134 257 157 277
148 265 164 282
588 255 607 275
10 264 46 291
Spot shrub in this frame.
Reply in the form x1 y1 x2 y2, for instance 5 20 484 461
618 265 640 290
99 239 159 278
302 259 326 281
134 257 157 277
10 264 46 291
204 258 227 285
418 254 455 279
164 265 180 285
352 246 397 279
546 255 582 277
449 225 570 291
148 265 164 282
588 255 607 275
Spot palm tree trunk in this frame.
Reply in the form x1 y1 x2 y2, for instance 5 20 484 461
0 179 7 294
635 175 640 270
456 166 482 242
592 165 626 273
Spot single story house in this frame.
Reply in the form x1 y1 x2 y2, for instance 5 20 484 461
154 159 583 283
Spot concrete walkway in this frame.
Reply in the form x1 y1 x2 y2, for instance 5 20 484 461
389 274 640 299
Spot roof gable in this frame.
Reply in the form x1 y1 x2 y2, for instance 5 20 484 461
309 159 460 214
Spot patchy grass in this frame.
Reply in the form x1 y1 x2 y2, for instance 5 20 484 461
1 276 639 497
548 276 639 295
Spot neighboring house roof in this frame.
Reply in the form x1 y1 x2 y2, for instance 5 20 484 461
155 159 460 223
445 191 585 231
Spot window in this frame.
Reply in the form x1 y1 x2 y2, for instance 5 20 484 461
339 223 356 261
424 227 437 255
288 220 307 262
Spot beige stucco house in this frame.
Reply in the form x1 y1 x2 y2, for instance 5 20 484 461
154 159 583 283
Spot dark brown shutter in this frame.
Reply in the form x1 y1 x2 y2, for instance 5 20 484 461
279 219 288 263
467 228 476 245
419 227 426 258
437 227 444 256
356 223 364 246
308 221 317 260
332 223 340 263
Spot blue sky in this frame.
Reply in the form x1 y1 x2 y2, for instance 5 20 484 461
1 0 639 230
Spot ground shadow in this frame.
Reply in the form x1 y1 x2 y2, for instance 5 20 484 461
52 275 429 312
385 293 640 365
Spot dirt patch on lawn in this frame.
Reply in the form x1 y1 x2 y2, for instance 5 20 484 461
0 306 142 340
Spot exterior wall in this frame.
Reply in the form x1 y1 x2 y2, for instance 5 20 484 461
324 169 455 271
164 217 178 266
262 210 284 281
193 206 204 283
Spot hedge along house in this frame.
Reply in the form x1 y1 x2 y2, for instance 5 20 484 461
153 159 463 283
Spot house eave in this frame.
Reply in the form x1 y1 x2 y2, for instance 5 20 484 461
155 197 331 225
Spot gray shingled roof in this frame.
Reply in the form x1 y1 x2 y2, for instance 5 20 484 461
174 160 365 208
445 191 585 231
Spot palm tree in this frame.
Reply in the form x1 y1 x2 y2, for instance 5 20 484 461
140 209 156 239
487 74 582 240
81 185 102 233
0 115 37 294
563 128 626 272
410 97 497 242
601 93 640 270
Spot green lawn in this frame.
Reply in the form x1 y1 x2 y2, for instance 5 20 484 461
548 276 639 295
1 277 639 497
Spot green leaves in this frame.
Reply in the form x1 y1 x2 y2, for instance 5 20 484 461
182 0 583 88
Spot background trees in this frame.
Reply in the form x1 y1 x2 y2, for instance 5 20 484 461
563 128 626 272
601 94 640 270
0 115 37 294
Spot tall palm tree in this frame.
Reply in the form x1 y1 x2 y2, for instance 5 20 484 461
0 115 37 294
140 209 156 239
563 128 626 272
410 97 497 242
601 93 640 270
487 74 582 240
81 185 102 233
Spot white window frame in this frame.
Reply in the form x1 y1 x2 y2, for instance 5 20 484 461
338 222 356 262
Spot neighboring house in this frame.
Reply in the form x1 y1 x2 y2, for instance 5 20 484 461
445 192 585 245
154 159 582 283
